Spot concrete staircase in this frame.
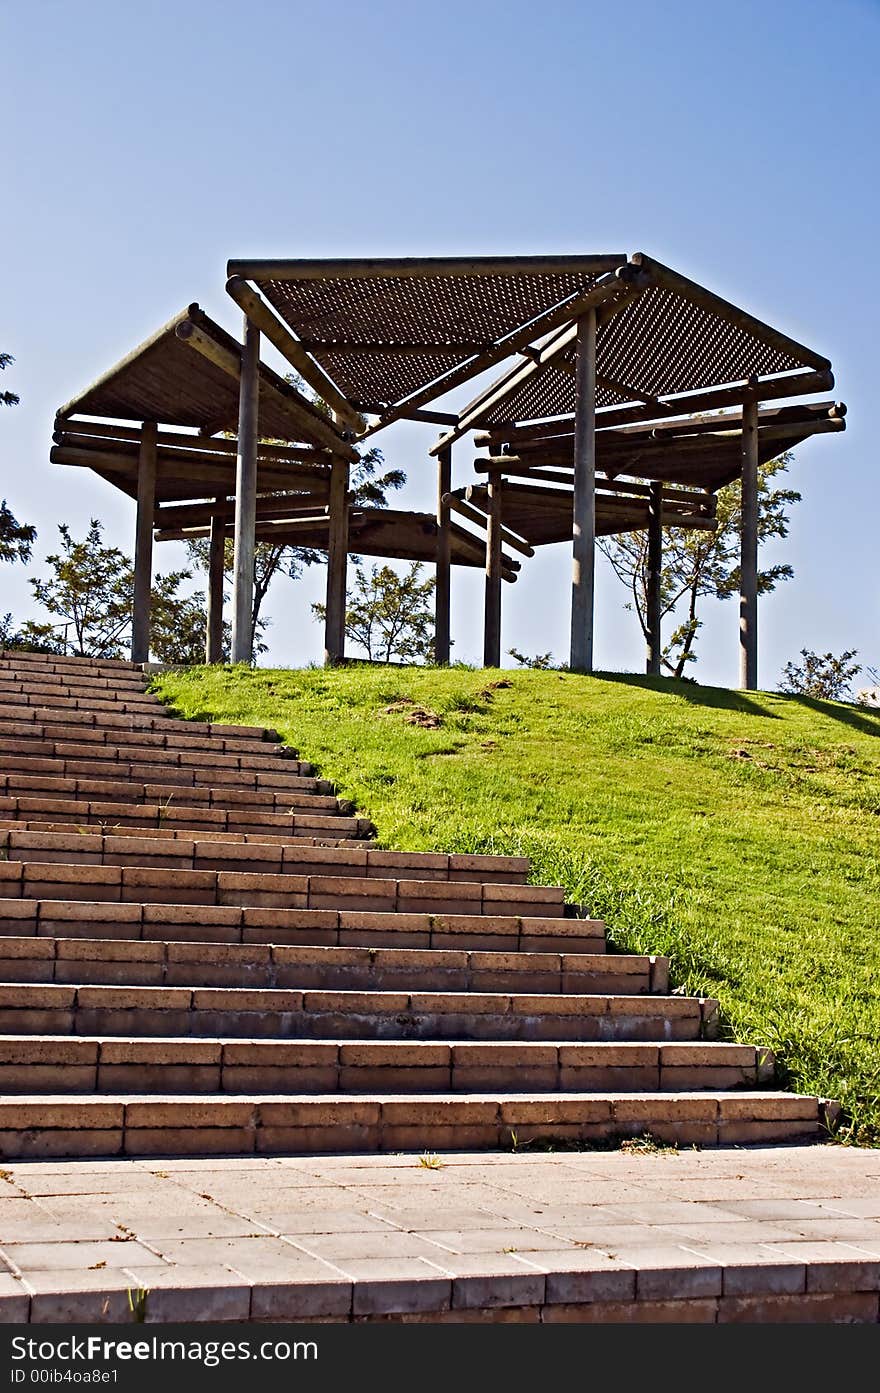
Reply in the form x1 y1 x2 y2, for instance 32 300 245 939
0 651 835 1159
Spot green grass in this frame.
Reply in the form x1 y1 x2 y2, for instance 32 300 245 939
151 663 880 1143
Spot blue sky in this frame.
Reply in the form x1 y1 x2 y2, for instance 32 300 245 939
3 0 877 684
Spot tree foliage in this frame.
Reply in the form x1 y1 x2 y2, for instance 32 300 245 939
0 351 19 409
780 648 861 702
313 562 435 664
0 500 36 566
186 445 405 649
598 454 800 677
22 519 216 662
0 353 36 573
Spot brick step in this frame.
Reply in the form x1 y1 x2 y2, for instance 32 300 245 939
0 693 176 718
0 982 714 1041
0 935 642 993
0 1091 830 1158
0 651 137 674
0 1036 771 1094
0 672 153 698
0 752 332 795
0 718 302 763
0 860 565 918
0 797 371 840
0 818 365 850
0 733 313 778
0 701 282 744
0 830 530 886
0 899 604 954
0 772 347 811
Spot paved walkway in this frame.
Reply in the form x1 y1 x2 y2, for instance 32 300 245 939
1 1144 879 1323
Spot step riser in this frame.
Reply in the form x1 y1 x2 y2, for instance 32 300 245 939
2 758 326 792
0 652 137 673
0 802 368 838
0 945 641 995
0 678 155 700
0 703 279 742
0 1093 826 1159
0 864 563 917
0 780 343 813
0 819 365 849
0 741 319 779
0 718 299 758
0 835 530 886
0 902 605 955
0 1006 698 1042
0 1050 768 1095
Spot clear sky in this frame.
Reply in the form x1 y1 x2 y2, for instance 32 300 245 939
3 0 878 685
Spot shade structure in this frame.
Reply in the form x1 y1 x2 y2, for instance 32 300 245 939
154 505 522 583
472 400 848 494
455 481 718 547
226 253 831 447
56 304 353 458
50 423 332 505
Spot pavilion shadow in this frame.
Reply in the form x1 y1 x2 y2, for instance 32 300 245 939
598 672 780 719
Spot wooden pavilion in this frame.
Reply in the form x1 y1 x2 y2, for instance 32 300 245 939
51 254 845 684
223 252 845 685
51 302 523 663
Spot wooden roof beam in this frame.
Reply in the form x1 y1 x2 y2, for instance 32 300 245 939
174 316 355 459
227 255 627 281
430 264 654 454
630 253 831 371
225 278 364 434
474 368 836 443
372 266 646 442
53 419 334 466
441 492 535 557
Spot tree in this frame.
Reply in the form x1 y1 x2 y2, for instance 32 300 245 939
508 648 557 669
780 649 861 701
186 444 406 650
312 562 436 664
0 351 19 409
0 353 36 572
597 454 800 677
0 501 36 566
24 519 215 661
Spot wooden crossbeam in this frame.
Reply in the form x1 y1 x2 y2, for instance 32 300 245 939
631 254 831 372
474 369 836 444
430 266 653 454
54 419 334 465
175 317 354 458
225 278 364 434
227 255 627 281
368 269 638 440
443 492 535 557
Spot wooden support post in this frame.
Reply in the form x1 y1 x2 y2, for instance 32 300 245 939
739 398 759 690
483 476 503 668
570 308 597 672
324 455 350 666
230 316 260 664
646 481 663 676
205 496 226 664
435 444 452 664
131 421 157 664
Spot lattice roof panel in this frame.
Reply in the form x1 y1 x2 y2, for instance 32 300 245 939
478 282 813 427
240 258 620 408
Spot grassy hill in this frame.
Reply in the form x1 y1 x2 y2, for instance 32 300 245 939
152 664 880 1143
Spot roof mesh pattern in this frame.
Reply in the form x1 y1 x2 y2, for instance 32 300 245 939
474 285 809 427
257 271 602 404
